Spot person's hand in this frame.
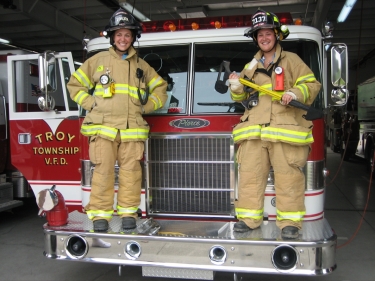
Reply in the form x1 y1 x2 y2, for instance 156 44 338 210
281 91 296 105
229 72 241 91
229 72 239 80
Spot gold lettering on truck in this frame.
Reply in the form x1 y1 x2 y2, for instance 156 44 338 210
33 132 79 165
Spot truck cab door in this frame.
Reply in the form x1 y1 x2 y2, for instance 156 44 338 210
7 52 77 118
6 52 81 201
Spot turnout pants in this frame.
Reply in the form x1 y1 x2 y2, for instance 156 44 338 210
235 139 309 230
85 132 144 221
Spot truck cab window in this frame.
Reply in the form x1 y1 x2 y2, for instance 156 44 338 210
193 41 251 114
193 40 322 114
140 44 189 115
11 57 76 113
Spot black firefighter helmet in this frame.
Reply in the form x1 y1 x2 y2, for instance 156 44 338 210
103 8 142 45
244 9 289 45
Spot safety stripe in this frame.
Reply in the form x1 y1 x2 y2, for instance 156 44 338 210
295 74 316 102
296 84 309 102
73 90 90 105
261 127 313 144
149 94 163 110
81 125 118 138
120 128 149 140
73 69 94 89
233 125 261 142
235 207 264 220
94 84 146 100
276 209 305 222
86 210 114 220
117 206 138 215
148 75 163 92
81 125 149 140
230 91 247 101
233 125 313 144
295 73 316 85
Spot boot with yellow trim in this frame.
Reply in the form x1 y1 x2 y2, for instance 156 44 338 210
281 226 299 239
122 217 136 229
93 219 109 232
233 221 258 232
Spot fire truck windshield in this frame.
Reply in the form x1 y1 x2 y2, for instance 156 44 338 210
140 39 322 115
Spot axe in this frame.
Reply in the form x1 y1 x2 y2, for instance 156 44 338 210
214 60 323 121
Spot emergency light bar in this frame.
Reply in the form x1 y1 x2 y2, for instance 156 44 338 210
140 13 294 33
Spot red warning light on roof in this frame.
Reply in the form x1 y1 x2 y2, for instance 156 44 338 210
141 13 294 33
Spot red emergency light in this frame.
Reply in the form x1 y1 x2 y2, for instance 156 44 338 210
141 13 294 33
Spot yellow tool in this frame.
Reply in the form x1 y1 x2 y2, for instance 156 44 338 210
239 78 281 99
214 60 323 120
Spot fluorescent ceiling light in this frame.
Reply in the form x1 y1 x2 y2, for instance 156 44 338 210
0 38 10 44
119 1 150 22
337 0 357 22
177 7 208 19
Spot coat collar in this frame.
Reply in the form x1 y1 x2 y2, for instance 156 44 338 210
109 46 137 60
254 43 284 64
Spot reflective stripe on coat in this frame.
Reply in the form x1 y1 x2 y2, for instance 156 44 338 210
230 44 321 145
68 46 168 142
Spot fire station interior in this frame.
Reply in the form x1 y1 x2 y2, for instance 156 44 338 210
1 1 375 281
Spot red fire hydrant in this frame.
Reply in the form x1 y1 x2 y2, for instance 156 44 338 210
37 185 68 226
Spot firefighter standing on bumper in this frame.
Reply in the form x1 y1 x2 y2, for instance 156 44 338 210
67 8 167 232
229 9 321 239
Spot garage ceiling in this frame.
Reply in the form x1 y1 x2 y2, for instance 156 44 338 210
0 0 374 70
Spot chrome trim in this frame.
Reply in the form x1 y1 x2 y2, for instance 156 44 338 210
150 187 233 191
304 160 325 191
81 160 92 186
146 133 235 218
80 160 126 187
209 245 227 265
65 234 89 260
43 213 337 276
18 133 31 144
271 245 298 272
144 134 325 217
125 241 142 260
266 160 325 191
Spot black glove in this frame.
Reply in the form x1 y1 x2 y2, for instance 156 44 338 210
241 92 259 110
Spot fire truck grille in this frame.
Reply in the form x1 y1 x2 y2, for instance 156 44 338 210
147 135 234 217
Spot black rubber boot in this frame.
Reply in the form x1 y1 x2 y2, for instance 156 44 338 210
122 217 136 229
233 221 252 232
93 219 108 232
281 226 299 239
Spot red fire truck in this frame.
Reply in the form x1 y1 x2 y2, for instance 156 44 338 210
5 14 348 280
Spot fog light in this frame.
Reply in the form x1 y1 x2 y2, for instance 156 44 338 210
209 245 227 265
271 245 298 271
125 241 141 260
65 235 88 259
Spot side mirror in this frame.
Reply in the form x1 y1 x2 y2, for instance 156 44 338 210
38 51 57 111
330 44 348 105
38 51 57 93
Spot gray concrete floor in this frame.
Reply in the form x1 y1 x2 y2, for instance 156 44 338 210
1 150 374 281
